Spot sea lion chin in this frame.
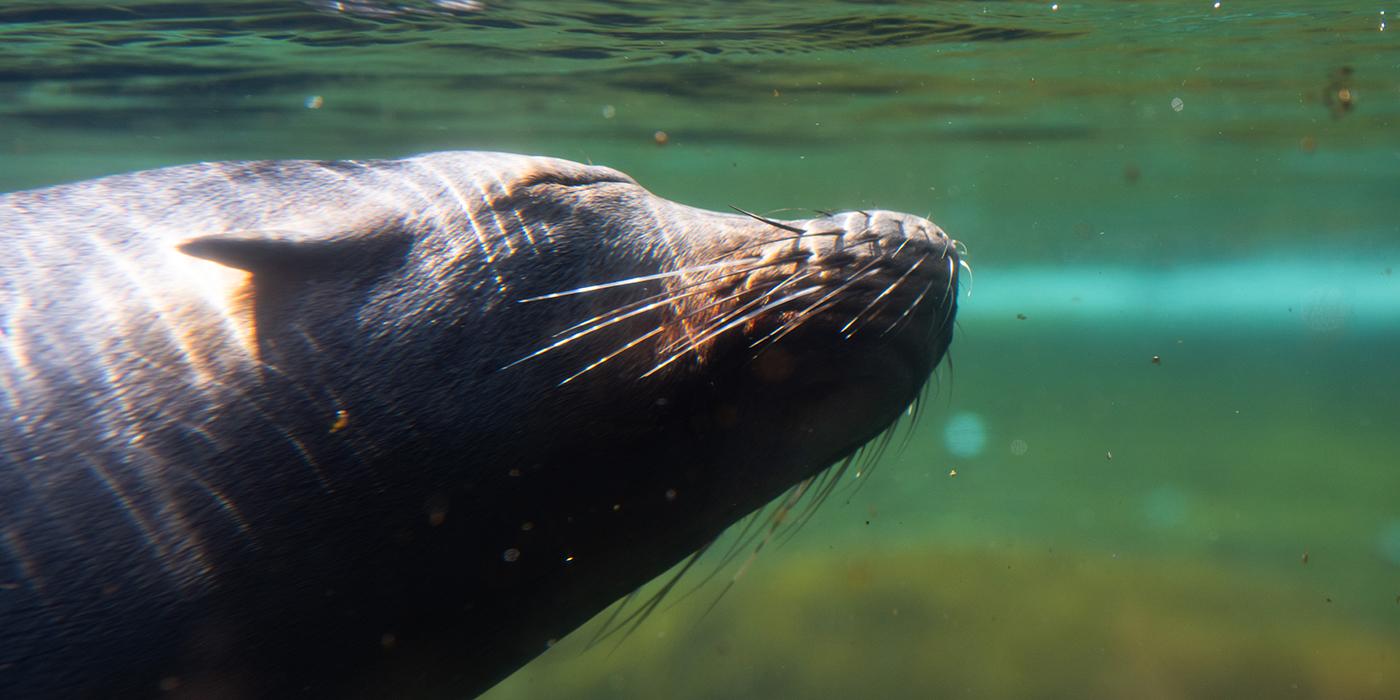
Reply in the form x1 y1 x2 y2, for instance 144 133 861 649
0 151 959 698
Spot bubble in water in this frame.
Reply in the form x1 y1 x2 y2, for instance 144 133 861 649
1171 97 1184 112
944 412 987 458
1009 438 1029 456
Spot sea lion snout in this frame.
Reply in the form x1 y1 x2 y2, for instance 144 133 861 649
805 209 954 261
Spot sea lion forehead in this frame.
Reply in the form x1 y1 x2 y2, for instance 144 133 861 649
406 151 638 194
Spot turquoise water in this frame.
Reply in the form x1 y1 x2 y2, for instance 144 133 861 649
3 2 1398 698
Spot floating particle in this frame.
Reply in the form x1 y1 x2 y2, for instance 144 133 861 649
1016 313 1028 320
948 468 958 477
1106 450 1113 461
305 95 323 109
1323 67 1355 119
502 548 520 562
653 130 670 146
329 409 349 433
602 104 616 119
1151 355 1161 365
1009 439 1028 456
380 633 397 649
507 467 522 477
520 521 534 531
1171 97 1184 112
1123 164 1140 184
772 88 781 97
1301 550 1309 565
664 487 678 501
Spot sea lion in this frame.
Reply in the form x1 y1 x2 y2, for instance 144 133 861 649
0 151 959 698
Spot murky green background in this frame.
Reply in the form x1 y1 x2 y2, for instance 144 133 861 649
4 1 1397 697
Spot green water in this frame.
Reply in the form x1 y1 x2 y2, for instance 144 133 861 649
4 2 1397 698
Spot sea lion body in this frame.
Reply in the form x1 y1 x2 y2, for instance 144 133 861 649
0 152 958 697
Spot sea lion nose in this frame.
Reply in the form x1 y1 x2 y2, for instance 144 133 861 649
844 211 955 264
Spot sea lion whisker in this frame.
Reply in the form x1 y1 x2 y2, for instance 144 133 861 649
655 270 816 357
838 251 926 337
595 541 715 652
877 257 945 339
516 258 751 302
556 326 666 385
746 288 849 356
587 589 641 649
842 424 902 505
727 205 805 234
774 453 860 547
898 391 927 453
507 278 745 371
663 482 810 617
548 288 697 340
640 286 824 379
527 283 711 361
923 256 961 340
957 255 974 296
716 229 845 261
777 461 849 546
546 260 795 341
750 262 887 352
651 274 809 358
699 476 814 611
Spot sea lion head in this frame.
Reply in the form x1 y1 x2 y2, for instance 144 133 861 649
467 173 961 529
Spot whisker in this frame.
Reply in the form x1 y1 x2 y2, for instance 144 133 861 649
517 258 752 303
509 257 814 371
655 272 813 358
749 263 884 353
640 286 823 379
875 271 938 340
503 292 692 371
728 205 804 234
840 251 927 338
593 542 714 652
557 326 665 385
958 256 974 296
774 453 860 546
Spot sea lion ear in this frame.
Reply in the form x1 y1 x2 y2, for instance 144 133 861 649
178 229 412 276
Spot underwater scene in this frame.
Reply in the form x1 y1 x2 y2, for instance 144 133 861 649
2 1 1397 698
